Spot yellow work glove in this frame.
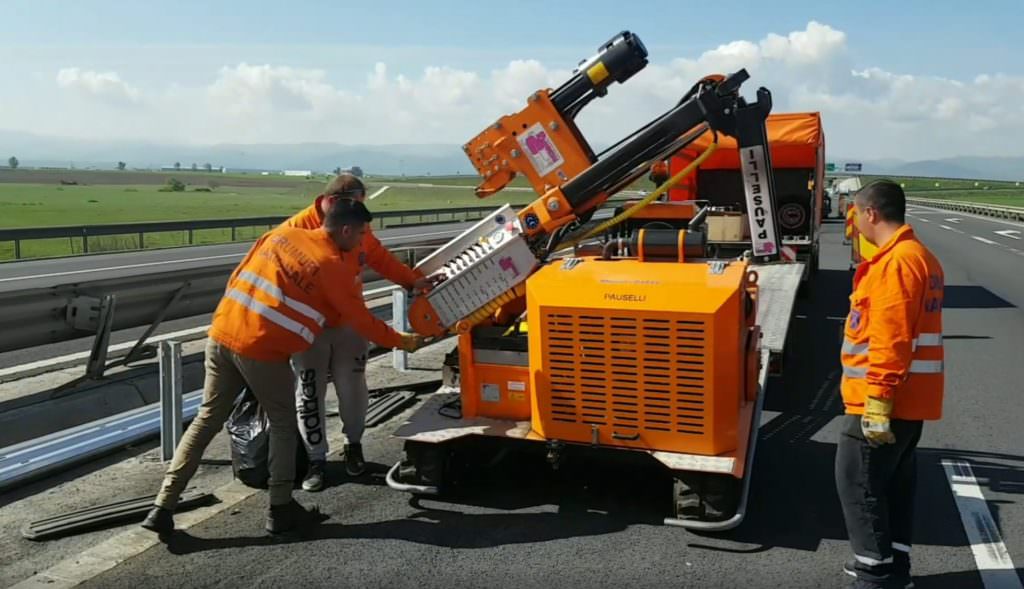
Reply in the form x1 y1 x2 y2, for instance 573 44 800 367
398 332 424 353
861 396 896 446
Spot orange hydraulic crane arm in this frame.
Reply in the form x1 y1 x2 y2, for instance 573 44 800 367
463 32 780 262
407 31 785 337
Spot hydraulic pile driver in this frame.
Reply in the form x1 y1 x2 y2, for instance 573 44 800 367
387 31 804 529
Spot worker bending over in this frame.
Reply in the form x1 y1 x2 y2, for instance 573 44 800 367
837 180 944 589
285 174 437 491
142 200 422 536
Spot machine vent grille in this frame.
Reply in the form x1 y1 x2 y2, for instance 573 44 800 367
545 312 707 436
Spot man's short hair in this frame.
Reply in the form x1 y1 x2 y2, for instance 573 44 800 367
855 179 905 224
323 198 373 231
324 173 365 198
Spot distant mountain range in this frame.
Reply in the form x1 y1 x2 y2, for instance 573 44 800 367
3 129 1023 181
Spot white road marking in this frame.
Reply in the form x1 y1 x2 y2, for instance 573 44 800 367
942 460 1022 589
912 204 1024 229
368 185 390 200
918 218 931 223
946 218 963 224
940 225 964 234
972 236 1000 245
994 230 1021 240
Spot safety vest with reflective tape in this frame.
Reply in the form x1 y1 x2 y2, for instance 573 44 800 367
840 225 944 420
208 226 402 362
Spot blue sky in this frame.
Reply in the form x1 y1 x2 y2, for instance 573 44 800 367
2 0 1023 159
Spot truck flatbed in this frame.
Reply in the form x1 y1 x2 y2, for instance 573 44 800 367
751 261 805 358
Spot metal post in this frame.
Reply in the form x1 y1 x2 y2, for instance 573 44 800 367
139 232 145 249
159 340 183 463
392 289 409 371
14 239 21 260
85 295 117 379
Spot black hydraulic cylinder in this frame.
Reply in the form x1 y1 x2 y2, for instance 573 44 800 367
551 31 649 115
559 78 746 209
630 229 705 261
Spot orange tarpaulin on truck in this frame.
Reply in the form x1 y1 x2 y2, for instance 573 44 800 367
676 112 823 169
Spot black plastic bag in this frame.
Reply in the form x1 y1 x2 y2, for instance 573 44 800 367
226 386 309 489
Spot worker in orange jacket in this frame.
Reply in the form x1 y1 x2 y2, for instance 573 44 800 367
142 199 423 537
285 173 439 491
836 180 944 589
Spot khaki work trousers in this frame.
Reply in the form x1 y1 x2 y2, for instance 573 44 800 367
156 339 298 509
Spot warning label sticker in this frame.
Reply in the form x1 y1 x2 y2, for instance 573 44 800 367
517 123 564 177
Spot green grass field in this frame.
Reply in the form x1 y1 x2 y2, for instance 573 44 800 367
2 167 1021 261
858 175 1022 192
0 174 544 260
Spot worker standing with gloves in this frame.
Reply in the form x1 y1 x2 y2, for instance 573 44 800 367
285 173 439 491
836 180 944 589
141 199 423 537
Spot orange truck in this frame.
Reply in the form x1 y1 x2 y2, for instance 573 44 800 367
386 31 809 530
664 112 825 282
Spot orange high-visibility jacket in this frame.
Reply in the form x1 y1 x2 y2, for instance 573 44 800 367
840 225 944 420
208 226 402 361
284 196 423 291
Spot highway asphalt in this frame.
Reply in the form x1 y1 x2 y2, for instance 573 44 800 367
55 212 1024 589
0 221 471 292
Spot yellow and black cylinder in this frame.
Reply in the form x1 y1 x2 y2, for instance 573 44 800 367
631 229 704 262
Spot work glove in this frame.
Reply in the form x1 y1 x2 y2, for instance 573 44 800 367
398 332 424 353
861 396 896 446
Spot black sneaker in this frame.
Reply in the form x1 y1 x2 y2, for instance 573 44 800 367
302 460 326 492
141 506 174 535
265 499 322 535
344 444 365 476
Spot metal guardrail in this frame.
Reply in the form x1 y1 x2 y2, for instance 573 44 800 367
0 390 204 492
0 205 513 261
0 235 455 373
907 197 1024 222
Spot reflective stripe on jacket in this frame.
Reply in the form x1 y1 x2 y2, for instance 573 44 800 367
840 225 945 420
208 226 402 361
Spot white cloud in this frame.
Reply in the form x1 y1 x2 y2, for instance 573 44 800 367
55 68 141 105
22 21 1024 160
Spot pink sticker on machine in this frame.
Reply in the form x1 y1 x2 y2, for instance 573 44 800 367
518 123 564 177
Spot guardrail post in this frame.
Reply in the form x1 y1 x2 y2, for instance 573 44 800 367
14 239 20 260
159 340 183 463
139 231 145 249
392 289 409 371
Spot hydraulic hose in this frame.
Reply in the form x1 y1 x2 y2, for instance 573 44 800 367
563 138 719 250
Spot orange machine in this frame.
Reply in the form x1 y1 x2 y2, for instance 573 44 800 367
390 31 805 530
